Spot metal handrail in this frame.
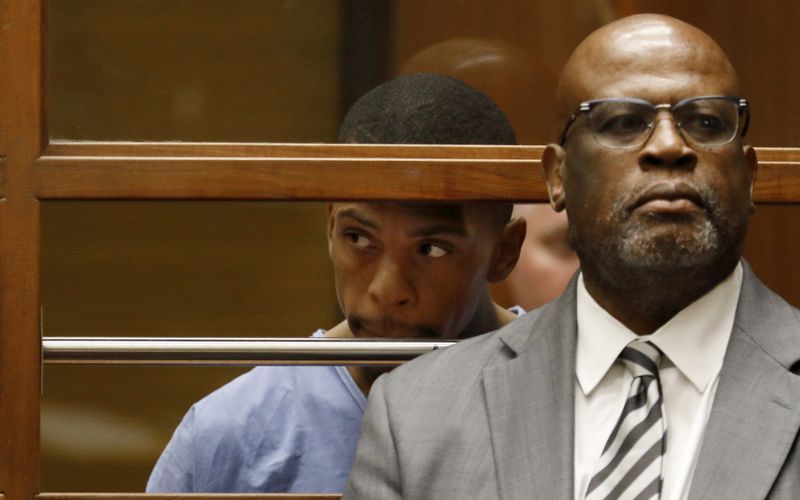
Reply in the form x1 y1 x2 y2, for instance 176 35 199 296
41 336 457 366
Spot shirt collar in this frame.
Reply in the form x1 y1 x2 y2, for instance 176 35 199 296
576 262 742 395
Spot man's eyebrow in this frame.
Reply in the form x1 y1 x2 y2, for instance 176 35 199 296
336 208 378 229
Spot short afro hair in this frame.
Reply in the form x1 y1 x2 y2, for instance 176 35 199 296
338 73 516 145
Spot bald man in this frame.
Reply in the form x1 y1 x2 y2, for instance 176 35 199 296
344 15 800 500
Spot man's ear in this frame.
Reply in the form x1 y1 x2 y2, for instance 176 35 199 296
327 203 336 255
743 145 758 213
487 216 527 283
542 144 567 212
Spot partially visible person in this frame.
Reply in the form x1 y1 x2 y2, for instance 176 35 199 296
146 73 526 493
399 38 576 310
398 37 556 144
492 204 578 310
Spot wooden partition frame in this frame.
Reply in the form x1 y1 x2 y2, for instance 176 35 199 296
2 1 800 499
2 0 43 498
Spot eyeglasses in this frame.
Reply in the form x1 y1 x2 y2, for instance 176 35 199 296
558 96 749 149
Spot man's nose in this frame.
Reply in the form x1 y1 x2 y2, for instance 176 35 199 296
638 116 698 170
367 257 415 307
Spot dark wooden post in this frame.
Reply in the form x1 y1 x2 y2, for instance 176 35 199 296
0 0 43 498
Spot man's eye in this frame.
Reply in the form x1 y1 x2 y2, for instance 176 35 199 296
419 243 448 258
686 113 724 130
681 112 732 142
345 232 371 248
602 113 649 133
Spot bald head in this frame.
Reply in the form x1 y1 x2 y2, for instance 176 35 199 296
556 14 740 123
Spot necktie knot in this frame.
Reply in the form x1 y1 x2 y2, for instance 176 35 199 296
619 340 661 379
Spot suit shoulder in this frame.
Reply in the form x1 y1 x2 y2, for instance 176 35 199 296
737 267 800 369
380 310 544 391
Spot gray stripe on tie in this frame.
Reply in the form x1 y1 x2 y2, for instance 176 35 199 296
601 377 658 455
586 394 663 495
632 476 662 500
604 439 663 499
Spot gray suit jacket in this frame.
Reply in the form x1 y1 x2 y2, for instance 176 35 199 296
344 263 800 499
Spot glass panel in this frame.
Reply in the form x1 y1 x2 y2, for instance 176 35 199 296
46 0 576 144
48 1 800 145
41 201 336 339
47 0 353 141
42 365 249 491
41 201 338 489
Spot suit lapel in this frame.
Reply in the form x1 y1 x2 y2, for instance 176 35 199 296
482 283 578 499
690 265 800 500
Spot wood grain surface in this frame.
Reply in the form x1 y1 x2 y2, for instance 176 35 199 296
33 144 800 203
1 0 42 497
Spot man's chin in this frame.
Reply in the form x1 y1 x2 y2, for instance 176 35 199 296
620 218 718 262
347 318 439 339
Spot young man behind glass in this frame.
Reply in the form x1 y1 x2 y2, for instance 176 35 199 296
147 73 527 493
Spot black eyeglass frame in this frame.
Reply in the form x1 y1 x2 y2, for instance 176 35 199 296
557 95 750 148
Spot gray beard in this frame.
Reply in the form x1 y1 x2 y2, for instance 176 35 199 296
571 187 747 315
606 196 721 270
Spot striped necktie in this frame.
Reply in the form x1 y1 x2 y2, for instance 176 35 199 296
585 340 667 500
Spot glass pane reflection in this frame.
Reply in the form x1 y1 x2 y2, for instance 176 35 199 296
40 200 338 490
48 0 350 141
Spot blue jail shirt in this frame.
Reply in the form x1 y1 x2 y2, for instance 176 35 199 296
146 329 367 493
147 308 524 493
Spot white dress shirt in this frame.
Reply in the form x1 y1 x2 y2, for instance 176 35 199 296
574 263 743 500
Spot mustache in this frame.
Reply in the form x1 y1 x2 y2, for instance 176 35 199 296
347 316 439 338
